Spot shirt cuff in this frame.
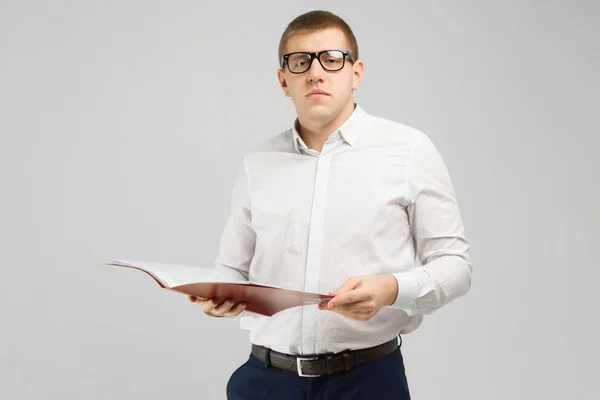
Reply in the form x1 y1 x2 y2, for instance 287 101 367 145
390 270 420 312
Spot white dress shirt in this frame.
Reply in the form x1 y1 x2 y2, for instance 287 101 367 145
213 104 472 355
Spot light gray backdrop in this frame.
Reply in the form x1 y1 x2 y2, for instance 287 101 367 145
1 1 598 399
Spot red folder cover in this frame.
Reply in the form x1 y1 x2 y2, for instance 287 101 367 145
106 260 332 317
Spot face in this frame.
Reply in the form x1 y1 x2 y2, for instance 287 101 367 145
277 28 364 126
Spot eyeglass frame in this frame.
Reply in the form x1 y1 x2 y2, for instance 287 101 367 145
280 50 356 74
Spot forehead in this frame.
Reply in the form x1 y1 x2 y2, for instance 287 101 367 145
286 28 349 53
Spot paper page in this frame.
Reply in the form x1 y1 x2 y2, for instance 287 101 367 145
108 259 248 288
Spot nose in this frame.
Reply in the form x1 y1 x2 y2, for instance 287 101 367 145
306 57 325 82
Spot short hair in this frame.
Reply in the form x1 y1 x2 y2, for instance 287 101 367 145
278 10 359 67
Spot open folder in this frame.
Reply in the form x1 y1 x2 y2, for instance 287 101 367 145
106 259 333 317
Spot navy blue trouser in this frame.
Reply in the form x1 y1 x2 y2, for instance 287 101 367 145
226 347 411 399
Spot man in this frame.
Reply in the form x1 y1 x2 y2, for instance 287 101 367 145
189 10 472 400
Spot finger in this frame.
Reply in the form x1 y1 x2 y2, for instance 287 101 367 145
320 299 373 313
223 302 247 317
335 300 375 313
210 299 235 316
332 308 373 321
329 277 361 296
328 290 371 308
201 298 219 314
352 311 374 321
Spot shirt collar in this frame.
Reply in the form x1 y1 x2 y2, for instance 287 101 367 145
292 104 368 153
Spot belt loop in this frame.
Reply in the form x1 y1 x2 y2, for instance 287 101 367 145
398 335 402 347
263 348 272 368
353 350 361 368
342 352 353 371
325 355 333 375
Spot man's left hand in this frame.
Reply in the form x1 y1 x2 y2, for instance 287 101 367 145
318 275 398 321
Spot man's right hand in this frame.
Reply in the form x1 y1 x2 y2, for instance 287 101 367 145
188 295 246 317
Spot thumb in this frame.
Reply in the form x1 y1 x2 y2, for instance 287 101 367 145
329 276 361 296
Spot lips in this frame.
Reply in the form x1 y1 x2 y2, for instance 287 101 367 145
306 89 329 97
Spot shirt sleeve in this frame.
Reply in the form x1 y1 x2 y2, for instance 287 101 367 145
390 135 472 316
213 156 256 281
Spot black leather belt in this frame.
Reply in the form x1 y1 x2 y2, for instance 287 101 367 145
251 336 401 377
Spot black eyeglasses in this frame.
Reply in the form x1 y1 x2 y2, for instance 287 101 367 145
281 50 355 74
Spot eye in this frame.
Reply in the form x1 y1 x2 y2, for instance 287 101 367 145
320 52 343 66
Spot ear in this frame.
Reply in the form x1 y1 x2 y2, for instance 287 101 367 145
277 69 291 97
351 59 364 91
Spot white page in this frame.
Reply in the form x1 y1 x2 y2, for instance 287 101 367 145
109 259 249 288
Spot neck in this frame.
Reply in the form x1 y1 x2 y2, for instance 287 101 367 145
297 101 356 151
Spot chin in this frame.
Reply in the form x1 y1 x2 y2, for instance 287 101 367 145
300 103 337 120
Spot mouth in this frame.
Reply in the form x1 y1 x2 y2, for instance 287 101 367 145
306 89 330 98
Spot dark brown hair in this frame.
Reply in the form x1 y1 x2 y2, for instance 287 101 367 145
278 10 359 66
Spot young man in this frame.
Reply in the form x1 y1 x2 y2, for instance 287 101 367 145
189 10 472 400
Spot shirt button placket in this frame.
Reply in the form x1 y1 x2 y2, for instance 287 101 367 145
301 145 332 355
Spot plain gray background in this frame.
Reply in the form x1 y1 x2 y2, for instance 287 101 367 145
1 0 598 399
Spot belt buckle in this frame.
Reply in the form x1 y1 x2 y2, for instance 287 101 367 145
296 356 320 377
